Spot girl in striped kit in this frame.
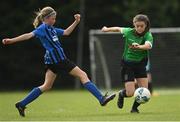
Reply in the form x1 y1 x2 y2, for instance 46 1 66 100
2 6 115 117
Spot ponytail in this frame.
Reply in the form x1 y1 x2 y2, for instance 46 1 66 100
33 10 42 28
33 7 56 28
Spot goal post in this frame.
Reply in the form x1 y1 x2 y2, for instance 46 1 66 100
89 28 180 90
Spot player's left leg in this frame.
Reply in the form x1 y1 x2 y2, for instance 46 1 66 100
69 66 116 106
15 69 57 117
147 72 153 94
136 78 148 88
131 77 148 113
146 59 153 94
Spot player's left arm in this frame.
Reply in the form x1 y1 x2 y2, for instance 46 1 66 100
2 32 34 45
130 33 153 50
63 14 80 36
131 41 152 50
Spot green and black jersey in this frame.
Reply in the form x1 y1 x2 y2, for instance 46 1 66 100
121 28 153 62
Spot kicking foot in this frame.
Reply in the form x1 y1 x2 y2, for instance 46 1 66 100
15 102 26 117
100 92 116 106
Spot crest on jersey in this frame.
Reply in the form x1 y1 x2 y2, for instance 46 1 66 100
52 36 58 42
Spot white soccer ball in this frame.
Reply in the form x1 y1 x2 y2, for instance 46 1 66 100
134 87 151 104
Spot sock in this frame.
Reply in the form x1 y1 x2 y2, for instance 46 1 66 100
120 89 127 97
83 81 103 102
132 100 140 110
19 87 42 107
148 82 153 94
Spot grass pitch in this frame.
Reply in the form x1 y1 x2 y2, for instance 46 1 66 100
0 89 180 121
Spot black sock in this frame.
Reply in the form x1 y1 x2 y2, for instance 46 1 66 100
148 82 153 94
120 89 127 97
132 100 140 110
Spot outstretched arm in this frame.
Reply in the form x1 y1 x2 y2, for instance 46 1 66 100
101 26 123 33
63 14 81 36
2 32 34 45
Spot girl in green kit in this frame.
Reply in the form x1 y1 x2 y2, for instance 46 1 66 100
102 14 153 113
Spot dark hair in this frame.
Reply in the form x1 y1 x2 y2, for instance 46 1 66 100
133 14 150 34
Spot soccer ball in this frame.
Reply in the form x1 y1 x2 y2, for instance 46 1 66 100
134 87 151 104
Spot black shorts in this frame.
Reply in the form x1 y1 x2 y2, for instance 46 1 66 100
45 59 77 74
121 58 148 82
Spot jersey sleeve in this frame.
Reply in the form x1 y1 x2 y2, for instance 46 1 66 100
145 32 153 48
32 25 45 38
55 28 64 36
121 27 132 37
121 27 132 36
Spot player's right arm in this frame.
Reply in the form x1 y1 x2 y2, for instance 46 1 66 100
2 32 34 45
101 26 123 33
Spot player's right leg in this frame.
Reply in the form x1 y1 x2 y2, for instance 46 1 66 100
117 82 135 109
15 69 56 117
118 61 135 109
69 66 116 106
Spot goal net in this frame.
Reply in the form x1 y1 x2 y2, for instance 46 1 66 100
89 28 180 89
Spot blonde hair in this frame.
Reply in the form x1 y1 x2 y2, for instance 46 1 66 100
33 6 56 28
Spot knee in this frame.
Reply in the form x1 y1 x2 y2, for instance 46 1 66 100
78 71 88 80
45 85 52 91
40 83 52 92
126 89 135 97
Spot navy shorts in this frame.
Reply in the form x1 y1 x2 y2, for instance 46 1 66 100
121 58 148 82
45 59 76 74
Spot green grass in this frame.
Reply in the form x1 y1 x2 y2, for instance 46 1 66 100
0 89 180 121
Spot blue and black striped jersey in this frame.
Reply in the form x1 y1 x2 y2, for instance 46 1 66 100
33 23 66 64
